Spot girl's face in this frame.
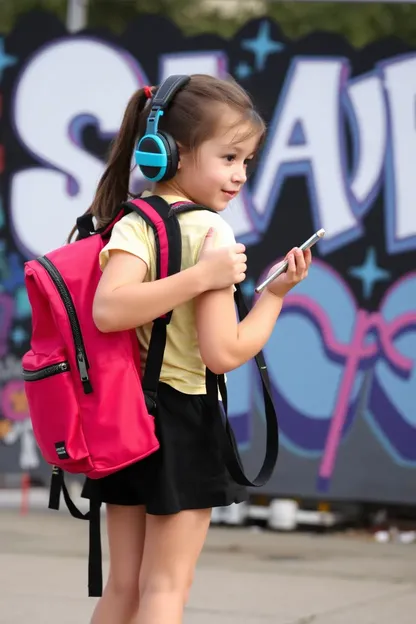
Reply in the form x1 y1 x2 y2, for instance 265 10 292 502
157 108 262 212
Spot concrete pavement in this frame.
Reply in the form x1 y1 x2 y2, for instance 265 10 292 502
0 508 415 623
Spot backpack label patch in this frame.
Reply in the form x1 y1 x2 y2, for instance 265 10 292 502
55 441 70 460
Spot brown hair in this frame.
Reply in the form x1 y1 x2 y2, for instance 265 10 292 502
68 74 265 241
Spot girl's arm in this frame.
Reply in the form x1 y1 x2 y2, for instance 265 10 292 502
93 230 247 332
195 248 311 374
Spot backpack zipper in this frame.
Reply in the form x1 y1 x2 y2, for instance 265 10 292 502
37 256 93 394
23 361 70 381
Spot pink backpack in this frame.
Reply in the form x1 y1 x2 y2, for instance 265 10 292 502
23 196 179 480
22 195 279 597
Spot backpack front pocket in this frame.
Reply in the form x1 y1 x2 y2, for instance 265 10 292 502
23 360 70 381
22 350 91 470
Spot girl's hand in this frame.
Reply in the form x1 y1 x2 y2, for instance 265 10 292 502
197 228 247 290
266 247 312 298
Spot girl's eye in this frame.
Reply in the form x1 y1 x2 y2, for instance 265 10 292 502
224 155 254 165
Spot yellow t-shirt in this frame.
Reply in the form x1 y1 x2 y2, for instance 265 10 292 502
99 194 236 394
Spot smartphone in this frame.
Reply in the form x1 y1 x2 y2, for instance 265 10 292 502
254 228 325 294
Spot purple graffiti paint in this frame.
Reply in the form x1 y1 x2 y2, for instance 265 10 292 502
0 293 14 357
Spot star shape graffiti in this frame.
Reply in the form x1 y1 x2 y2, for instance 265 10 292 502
0 37 17 82
241 21 285 72
348 247 391 300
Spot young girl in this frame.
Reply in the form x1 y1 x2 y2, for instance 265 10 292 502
81 74 311 624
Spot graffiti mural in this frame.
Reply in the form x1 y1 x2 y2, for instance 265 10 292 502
0 10 415 502
0 190 40 472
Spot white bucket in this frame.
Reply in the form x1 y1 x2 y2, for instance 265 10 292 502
269 499 298 531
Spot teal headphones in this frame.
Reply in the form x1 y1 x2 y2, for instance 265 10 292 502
135 75 190 182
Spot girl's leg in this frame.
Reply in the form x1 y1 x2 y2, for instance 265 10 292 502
91 504 146 624
137 508 212 624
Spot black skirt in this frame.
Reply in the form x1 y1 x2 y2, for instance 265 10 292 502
81 382 247 515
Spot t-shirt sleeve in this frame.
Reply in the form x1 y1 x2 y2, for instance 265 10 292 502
193 215 237 264
99 213 151 272
212 218 237 248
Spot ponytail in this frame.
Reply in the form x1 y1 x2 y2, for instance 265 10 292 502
67 86 152 242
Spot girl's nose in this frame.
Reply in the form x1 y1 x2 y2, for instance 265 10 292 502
232 165 247 184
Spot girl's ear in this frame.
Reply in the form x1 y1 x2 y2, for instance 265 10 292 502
176 142 193 171
176 142 183 170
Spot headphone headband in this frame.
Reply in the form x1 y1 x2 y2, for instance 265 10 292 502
151 75 190 109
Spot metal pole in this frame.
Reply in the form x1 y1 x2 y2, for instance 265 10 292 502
66 0 89 33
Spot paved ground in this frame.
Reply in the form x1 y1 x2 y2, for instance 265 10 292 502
0 506 415 623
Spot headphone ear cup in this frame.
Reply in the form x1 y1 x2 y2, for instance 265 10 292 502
135 134 167 181
158 131 179 181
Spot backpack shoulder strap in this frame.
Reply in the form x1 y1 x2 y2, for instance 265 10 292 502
170 200 216 217
122 195 183 287
119 195 185 407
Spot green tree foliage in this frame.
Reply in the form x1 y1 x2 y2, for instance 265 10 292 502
2 0 416 47
266 2 416 48
86 0 258 37
0 0 66 32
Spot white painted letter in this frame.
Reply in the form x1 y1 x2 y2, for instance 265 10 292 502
11 38 145 256
382 55 416 252
252 58 361 252
347 73 387 211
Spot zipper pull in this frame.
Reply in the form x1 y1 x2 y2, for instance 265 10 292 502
77 351 93 394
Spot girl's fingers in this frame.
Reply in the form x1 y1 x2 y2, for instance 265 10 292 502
283 247 312 284
304 248 312 267
287 253 296 277
294 248 306 273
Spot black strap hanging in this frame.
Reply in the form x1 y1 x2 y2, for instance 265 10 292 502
205 285 279 487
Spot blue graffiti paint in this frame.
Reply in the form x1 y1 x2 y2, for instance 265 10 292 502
2 252 25 292
0 200 5 230
241 21 284 71
11 326 28 346
14 286 31 319
348 247 391 300
234 62 252 80
0 37 17 82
